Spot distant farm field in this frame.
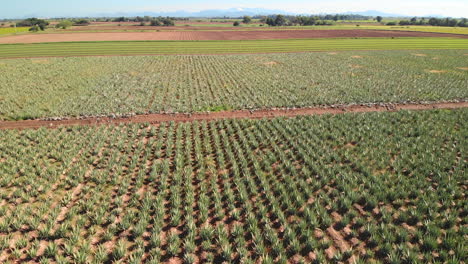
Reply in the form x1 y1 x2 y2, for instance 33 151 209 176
0 50 467 120
384 26 468 35
0 30 466 44
0 38 468 59
60 25 468 35
0 27 29 35
46 22 468 35
0 109 465 263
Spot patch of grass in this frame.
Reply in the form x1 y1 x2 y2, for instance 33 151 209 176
0 27 30 36
200 105 233 112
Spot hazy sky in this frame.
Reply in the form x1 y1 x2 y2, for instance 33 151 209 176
2 0 467 18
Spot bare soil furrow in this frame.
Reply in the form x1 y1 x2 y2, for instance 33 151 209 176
0 102 466 130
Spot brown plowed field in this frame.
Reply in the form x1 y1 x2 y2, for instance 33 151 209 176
1 102 466 130
1 29 466 44
65 25 264 31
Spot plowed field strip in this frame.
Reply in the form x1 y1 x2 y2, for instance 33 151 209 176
0 102 466 130
0 29 467 44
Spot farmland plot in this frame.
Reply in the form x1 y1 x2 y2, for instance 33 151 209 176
0 109 466 263
0 27 29 36
0 38 467 58
0 50 467 120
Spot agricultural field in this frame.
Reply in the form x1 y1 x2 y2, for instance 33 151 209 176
309 25 468 35
0 38 467 59
1 7 467 264
0 109 466 263
384 26 468 35
1 30 466 44
0 27 29 35
0 49 467 120
35 22 468 34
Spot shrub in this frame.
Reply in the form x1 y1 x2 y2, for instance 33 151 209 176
150 19 161 26
242 16 252 24
17 18 49 30
73 19 90 26
55 20 73 29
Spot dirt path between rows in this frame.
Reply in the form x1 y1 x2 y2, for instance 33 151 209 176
1 29 466 44
1 102 466 130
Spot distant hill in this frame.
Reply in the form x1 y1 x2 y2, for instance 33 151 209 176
341 10 405 17
96 9 445 19
98 8 293 18
17 8 454 20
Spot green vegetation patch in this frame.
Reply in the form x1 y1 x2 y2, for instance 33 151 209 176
0 38 467 59
0 50 467 120
0 27 30 35
0 109 466 263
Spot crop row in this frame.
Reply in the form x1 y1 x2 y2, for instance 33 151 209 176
0 49 467 120
0 37 467 59
0 109 466 263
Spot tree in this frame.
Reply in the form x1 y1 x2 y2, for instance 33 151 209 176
29 25 40 32
376 16 383 23
459 18 467 27
233 21 240 26
161 18 175 26
55 20 73 29
242 16 252 24
150 19 162 26
266 17 275 26
73 19 90 26
274 15 287 26
428 18 438 26
17 18 49 30
399 20 411 26
113 17 126 22
448 19 458 27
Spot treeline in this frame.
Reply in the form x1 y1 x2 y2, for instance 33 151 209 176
14 16 176 31
395 17 467 27
16 18 90 31
16 18 50 30
259 15 336 26
16 18 50 31
111 16 176 26
249 14 371 21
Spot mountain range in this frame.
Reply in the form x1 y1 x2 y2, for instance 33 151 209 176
21 8 447 19
95 8 443 19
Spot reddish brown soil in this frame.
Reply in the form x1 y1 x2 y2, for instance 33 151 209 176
0 102 465 130
87 21 255 26
88 21 235 25
1 29 466 44
65 25 263 31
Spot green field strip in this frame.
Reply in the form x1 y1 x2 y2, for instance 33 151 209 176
0 38 467 58
0 27 30 35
